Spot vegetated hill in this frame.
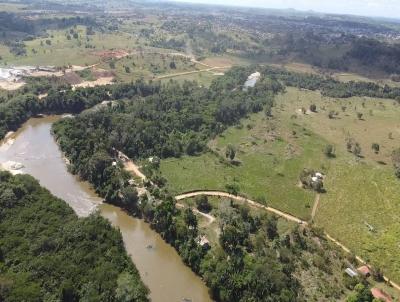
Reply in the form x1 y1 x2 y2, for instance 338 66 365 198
0 171 148 302
0 11 96 56
274 33 400 77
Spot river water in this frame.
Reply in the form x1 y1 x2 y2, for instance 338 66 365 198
0 116 212 302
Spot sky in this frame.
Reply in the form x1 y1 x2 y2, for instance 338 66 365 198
173 0 400 19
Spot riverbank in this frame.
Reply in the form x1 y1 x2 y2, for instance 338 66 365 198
0 116 212 302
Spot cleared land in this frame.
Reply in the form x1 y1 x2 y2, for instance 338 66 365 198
160 86 400 283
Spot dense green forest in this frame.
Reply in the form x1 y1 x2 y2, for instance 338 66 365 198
0 171 148 302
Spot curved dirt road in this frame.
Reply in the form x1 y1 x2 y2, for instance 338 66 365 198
175 190 400 292
119 151 400 293
175 191 306 225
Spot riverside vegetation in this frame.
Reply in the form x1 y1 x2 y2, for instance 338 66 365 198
0 171 148 302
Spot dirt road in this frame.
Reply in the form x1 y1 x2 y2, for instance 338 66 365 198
175 191 306 224
176 202 216 225
156 66 228 80
116 150 147 181
118 153 400 293
175 190 400 292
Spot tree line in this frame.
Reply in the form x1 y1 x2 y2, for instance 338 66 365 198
261 66 400 100
0 80 159 139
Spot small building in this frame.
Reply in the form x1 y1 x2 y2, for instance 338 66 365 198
371 288 392 302
357 265 371 278
345 267 358 278
315 172 323 179
196 235 210 249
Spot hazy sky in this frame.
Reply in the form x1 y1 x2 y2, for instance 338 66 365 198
174 0 400 19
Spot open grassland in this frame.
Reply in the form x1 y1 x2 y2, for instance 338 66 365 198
159 70 221 87
199 55 250 67
161 108 326 221
104 52 198 82
0 23 227 85
276 88 400 164
0 2 27 12
276 90 400 280
161 86 400 282
0 25 140 67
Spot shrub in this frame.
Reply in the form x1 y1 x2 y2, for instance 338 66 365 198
195 195 212 213
371 143 380 154
324 144 335 158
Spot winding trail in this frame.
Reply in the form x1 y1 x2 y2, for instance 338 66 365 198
311 193 320 221
176 203 216 225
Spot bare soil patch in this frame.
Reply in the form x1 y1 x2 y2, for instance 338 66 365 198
91 68 114 78
0 80 25 90
72 77 114 89
92 49 130 59
63 71 82 85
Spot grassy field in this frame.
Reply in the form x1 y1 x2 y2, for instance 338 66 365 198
159 70 221 87
0 23 227 85
0 2 27 12
100 52 198 82
161 86 400 282
161 108 326 221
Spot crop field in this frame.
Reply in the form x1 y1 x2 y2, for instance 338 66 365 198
161 86 400 282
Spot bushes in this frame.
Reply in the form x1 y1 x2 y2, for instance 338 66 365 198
392 148 400 179
195 195 212 213
324 144 335 158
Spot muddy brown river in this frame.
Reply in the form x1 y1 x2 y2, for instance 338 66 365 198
0 116 212 302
